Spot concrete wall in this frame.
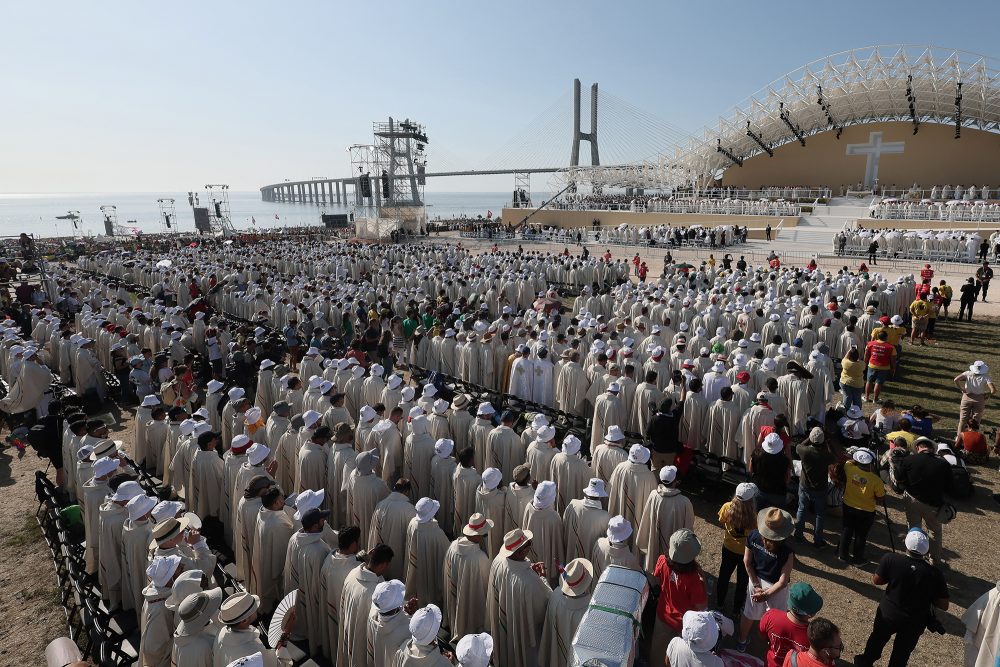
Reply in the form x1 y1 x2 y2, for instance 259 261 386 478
501 207 798 229
722 121 1000 190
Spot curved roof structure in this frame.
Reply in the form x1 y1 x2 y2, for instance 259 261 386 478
674 45 1000 180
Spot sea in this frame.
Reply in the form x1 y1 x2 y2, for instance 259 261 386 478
0 191 519 239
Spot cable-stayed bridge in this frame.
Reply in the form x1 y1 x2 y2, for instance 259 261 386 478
259 80 694 205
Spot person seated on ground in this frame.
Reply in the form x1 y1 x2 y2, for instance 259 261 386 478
955 418 990 465
901 405 939 439
871 400 899 433
885 420 917 452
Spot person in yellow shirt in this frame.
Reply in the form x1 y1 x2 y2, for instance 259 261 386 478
909 295 932 345
885 420 917 451
839 448 885 565
938 279 954 318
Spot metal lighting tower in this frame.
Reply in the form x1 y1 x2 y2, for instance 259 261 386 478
100 205 119 236
204 184 235 235
373 117 428 234
157 198 178 234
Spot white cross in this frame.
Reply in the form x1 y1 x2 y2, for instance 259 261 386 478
846 131 905 187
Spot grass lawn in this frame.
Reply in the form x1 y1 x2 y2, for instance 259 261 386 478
884 314 999 435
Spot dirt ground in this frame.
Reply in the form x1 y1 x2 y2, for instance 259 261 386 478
4 239 997 666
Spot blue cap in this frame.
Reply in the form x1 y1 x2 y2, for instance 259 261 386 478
500 410 515 422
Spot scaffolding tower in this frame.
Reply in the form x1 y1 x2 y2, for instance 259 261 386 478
157 198 178 234
512 172 532 208
203 185 236 235
100 205 118 236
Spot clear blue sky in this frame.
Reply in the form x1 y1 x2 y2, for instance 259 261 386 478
2 0 997 193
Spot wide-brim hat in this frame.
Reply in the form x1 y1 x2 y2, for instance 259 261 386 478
499 528 533 558
560 558 595 597
89 439 122 461
462 513 495 537
757 507 794 541
218 591 260 626
149 516 190 550
177 587 224 636
451 394 470 410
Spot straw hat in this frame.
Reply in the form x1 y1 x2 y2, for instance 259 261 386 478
462 513 495 537
149 516 190 550
559 558 595 598
757 507 794 541
218 591 260 626
499 528 533 558
176 587 224 636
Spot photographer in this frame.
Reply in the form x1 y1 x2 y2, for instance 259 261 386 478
854 528 949 667
896 436 952 565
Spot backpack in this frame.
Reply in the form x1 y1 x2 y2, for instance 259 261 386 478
949 461 974 499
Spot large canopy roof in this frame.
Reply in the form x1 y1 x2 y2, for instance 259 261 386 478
676 45 1000 180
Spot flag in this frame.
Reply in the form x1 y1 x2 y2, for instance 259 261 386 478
487 210 493 219
251 216 256 225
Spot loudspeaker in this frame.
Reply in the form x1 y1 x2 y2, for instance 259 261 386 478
321 214 350 229
381 171 390 198
360 174 372 198
214 201 222 218
164 214 172 229
417 165 425 186
193 207 212 232
103 218 114 236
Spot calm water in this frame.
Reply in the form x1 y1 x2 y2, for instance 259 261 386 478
0 191 520 238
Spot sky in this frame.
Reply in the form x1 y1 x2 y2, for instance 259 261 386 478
2 0 998 193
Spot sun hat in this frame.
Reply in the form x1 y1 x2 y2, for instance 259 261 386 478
146 554 183 589
531 414 550 429
757 507 794 541
293 489 325 521
302 410 322 428
761 432 784 455
90 438 122 460
681 610 721 654
415 497 440 524
455 633 493 667
463 513 495 538
227 387 245 402
788 582 824 616
218 591 260 626
628 444 651 465
482 468 502 491
401 386 415 402
669 528 702 564
165 569 206 611
127 494 157 521
230 434 251 451
433 398 449 415
422 383 437 397
560 558 595 598
605 425 625 442
111 480 143 503
735 482 758 501
409 604 443 645
583 478 609 498
246 443 270 466
607 515 633 544
970 360 989 375
904 527 930 555
359 405 377 423
808 427 825 444
151 500 184 523
499 528 533 558
140 395 161 407
659 465 678 484
846 405 864 419
536 425 556 442
150 516 190 549
434 438 454 458
532 481 557 509
853 448 875 465
477 402 495 417
92 456 120 478
176 587 224 636
206 379 224 394
372 579 406 614
451 394 470 410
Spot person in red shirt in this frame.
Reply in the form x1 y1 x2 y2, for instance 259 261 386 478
956 418 989 465
632 253 641 276
638 262 648 283
651 529 707 661
920 263 934 282
782 617 843 666
603 249 612 263
864 331 897 402
761 582 824 667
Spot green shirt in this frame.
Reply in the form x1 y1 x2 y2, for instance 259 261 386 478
402 317 419 339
